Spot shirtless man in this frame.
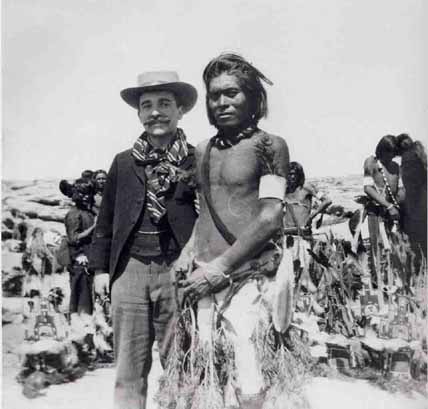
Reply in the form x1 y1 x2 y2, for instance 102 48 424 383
362 135 401 284
284 161 331 291
171 54 289 408
284 161 331 234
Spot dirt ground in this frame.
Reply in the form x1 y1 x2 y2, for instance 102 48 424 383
2 320 426 409
2 321 162 409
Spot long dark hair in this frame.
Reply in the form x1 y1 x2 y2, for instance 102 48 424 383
396 133 413 155
375 135 397 159
287 161 305 189
202 53 273 126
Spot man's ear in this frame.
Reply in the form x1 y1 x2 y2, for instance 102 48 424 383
137 108 144 124
177 105 184 120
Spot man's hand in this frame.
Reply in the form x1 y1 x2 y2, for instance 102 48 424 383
75 254 89 265
387 206 400 221
94 272 109 296
179 260 229 303
172 252 194 279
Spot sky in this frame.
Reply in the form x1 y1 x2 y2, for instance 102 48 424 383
2 0 427 180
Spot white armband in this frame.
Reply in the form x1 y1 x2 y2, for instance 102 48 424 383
398 176 403 189
258 174 287 200
363 176 375 187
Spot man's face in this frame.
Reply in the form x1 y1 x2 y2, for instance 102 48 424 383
287 168 299 190
138 91 183 140
207 73 251 131
73 183 93 210
95 173 107 191
77 193 92 209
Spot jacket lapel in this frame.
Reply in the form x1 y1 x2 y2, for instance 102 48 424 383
131 157 147 185
181 145 195 170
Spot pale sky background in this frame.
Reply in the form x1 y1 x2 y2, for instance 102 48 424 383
2 0 427 180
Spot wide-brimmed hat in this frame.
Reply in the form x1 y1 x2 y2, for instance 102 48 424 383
59 180 74 198
120 71 197 113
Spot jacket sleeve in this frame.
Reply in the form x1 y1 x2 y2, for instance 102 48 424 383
65 211 82 246
89 156 118 273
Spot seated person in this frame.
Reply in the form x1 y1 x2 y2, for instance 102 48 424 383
22 227 54 297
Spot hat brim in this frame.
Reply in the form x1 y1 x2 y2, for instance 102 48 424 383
120 82 197 113
59 180 74 198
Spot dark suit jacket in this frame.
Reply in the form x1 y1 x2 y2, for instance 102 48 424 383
89 144 197 286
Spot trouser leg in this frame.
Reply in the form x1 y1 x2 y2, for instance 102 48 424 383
111 258 154 409
69 264 93 315
69 265 79 313
149 255 176 368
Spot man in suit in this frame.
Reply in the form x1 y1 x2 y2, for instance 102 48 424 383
89 71 198 409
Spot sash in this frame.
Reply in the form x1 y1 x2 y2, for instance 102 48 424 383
201 140 236 245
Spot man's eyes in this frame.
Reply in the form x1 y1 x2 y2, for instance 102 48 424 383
209 90 239 100
225 90 239 97
140 101 171 109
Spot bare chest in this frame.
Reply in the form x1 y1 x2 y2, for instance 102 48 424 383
372 167 399 192
203 143 261 191
285 188 311 206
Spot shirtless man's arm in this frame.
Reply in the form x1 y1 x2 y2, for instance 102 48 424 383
181 136 289 300
304 184 332 227
172 218 198 276
363 157 400 220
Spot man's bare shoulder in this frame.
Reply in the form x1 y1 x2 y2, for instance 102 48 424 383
364 155 377 174
254 131 288 150
254 130 289 176
303 183 318 196
195 139 211 160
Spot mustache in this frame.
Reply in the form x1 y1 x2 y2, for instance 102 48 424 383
143 117 170 126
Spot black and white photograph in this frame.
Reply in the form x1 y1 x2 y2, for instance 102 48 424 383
2 1 427 408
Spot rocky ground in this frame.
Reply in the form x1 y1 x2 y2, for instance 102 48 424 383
2 177 426 409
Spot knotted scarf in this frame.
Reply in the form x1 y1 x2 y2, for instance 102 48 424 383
132 128 189 224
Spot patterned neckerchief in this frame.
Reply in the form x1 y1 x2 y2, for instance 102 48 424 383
132 128 189 223
211 124 259 149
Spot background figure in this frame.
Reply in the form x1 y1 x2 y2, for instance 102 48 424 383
81 169 94 182
284 161 332 292
22 227 54 297
362 135 401 288
92 169 108 213
64 178 97 316
396 134 427 258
